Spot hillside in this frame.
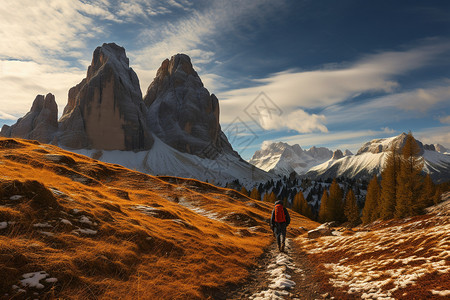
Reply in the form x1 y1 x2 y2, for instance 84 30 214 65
296 192 450 299
0 137 317 299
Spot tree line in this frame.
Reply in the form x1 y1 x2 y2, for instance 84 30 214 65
238 132 446 226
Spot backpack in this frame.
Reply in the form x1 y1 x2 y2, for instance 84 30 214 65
274 204 286 223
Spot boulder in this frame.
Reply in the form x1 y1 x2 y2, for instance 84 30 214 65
307 227 333 239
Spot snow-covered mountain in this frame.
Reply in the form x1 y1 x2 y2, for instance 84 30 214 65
306 133 450 183
1 43 272 184
249 141 333 176
73 134 270 186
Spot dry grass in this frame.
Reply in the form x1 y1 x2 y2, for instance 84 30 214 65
296 194 450 299
0 137 318 299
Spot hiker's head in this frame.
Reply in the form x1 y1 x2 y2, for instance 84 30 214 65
275 200 283 206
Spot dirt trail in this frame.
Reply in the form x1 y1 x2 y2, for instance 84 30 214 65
226 237 326 300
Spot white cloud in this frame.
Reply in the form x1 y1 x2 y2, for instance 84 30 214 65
0 111 17 120
0 0 118 64
415 126 450 148
439 115 450 124
257 109 328 133
218 42 450 128
393 86 450 112
132 1 285 69
324 84 450 126
0 60 84 116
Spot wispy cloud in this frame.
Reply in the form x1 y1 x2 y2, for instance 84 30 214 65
415 126 450 148
324 84 450 126
439 115 450 124
219 41 450 132
131 0 287 85
0 111 17 121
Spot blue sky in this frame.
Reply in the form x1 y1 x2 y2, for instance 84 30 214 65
1 0 449 160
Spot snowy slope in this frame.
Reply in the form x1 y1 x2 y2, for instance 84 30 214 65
72 135 273 186
249 142 332 176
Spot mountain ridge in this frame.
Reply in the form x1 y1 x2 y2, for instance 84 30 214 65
0 43 270 184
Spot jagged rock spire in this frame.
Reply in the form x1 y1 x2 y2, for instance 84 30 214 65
58 43 153 150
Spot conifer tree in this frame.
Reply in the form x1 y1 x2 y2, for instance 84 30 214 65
420 174 435 208
380 146 400 220
362 175 381 224
329 179 344 222
292 190 313 219
318 190 332 223
433 185 443 204
268 191 277 203
249 187 261 201
395 132 424 217
344 189 360 226
240 186 249 196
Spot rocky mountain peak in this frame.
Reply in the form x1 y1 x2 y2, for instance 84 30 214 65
356 133 425 155
0 93 58 143
58 43 152 150
434 144 449 154
143 53 233 158
332 149 344 160
306 146 333 160
344 149 353 156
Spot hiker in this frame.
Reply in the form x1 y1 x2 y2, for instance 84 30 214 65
270 200 290 252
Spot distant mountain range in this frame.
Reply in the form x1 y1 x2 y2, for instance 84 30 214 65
0 43 271 185
249 134 450 183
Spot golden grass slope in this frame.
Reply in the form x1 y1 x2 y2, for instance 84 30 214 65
0 138 318 299
296 192 450 299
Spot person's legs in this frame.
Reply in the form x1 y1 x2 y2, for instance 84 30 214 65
274 224 282 250
280 224 287 252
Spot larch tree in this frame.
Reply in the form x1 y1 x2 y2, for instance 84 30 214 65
249 187 261 201
240 186 249 197
362 175 381 224
318 190 332 223
344 188 360 226
395 132 424 218
420 174 435 209
268 191 277 203
292 190 313 219
380 146 401 220
329 179 344 222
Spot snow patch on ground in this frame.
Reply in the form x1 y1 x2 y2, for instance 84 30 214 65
298 205 450 298
431 290 450 296
250 239 298 300
19 271 57 290
72 228 97 235
33 222 52 228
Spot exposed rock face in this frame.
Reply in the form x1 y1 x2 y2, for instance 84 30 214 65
0 93 58 143
356 133 424 155
344 149 353 156
434 144 448 154
307 146 333 160
331 149 344 160
144 54 233 158
58 43 153 150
